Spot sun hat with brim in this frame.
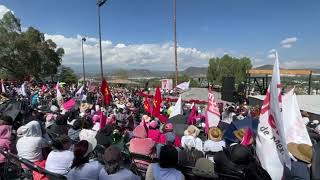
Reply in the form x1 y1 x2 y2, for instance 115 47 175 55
192 158 218 178
208 127 223 142
79 129 97 156
234 129 253 145
288 142 313 164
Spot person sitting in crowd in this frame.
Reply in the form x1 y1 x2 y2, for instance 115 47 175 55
68 119 82 143
95 125 114 148
67 139 103 180
156 132 178 158
99 145 140 180
203 127 225 153
181 125 203 152
147 120 160 143
129 125 156 169
16 120 49 163
159 123 181 148
45 134 74 175
146 145 185 180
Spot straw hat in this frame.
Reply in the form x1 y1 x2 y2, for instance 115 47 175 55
80 103 93 113
184 125 200 137
287 142 313 164
208 127 223 142
234 128 253 145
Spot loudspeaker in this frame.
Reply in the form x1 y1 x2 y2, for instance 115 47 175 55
222 77 235 102
222 77 235 92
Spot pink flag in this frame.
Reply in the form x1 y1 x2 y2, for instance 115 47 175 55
205 91 220 133
187 103 196 125
256 51 291 180
99 110 106 129
241 128 253 146
63 98 76 111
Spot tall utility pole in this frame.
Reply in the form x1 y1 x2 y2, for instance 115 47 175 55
97 0 107 81
173 0 178 86
81 37 86 85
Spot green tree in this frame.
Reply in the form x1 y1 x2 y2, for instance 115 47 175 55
207 55 252 85
57 66 78 83
0 12 64 80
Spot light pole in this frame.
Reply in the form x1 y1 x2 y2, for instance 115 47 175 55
97 0 107 81
81 37 86 85
173 0 178 86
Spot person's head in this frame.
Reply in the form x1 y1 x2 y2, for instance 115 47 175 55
162 123 173 133
103 145 122 174
208 127 223 142
148 121 158 130
159 145 178 168
52 134 72 151
165 132 176 145
0 116 13 126
73 119 83 130
71 140 92 169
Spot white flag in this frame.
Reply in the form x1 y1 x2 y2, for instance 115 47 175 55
176 81 190 91
1 80 5 93
56 82 64 106
21 82 27 96
256 51 291 180
283 89 312 146
170 96 182 118
76 85 84 95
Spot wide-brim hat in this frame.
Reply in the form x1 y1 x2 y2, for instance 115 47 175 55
208 127 223 141
80 103 93 113
192 158 218 178
288 142 313 164
234 129 253 145
79 129 97 155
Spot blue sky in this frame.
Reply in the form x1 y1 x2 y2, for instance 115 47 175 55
0 0 320 70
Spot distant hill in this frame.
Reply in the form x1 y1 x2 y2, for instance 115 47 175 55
182 67 207 77
254 64 274 70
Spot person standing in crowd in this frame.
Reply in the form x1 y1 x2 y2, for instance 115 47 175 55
67 140 103 180
16 121 49 163
146 145 185 180
181 125 203 152
147 120 160 143
159 123 181 148
99 145 140 180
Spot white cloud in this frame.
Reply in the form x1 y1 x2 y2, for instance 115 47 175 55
45 34 214 70
267 49 276 59
0 5 13 19
280 37 297 48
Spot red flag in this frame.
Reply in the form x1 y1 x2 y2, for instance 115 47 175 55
143 96 152 114
187 103 197 125
152 87 162 117
100 79 112 106
63 98 76 111
41 85 47 95
158 114 168 123
100 110 107 129
241 128 253 146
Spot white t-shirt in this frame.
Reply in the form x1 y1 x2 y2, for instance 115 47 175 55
203 140 226 152
181 135 203 152
16 137 48 162
99 168 140 180
45 150 74 175
67 160 103 180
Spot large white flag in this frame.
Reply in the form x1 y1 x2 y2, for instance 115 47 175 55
256 51 291 180
1 80 5 93
176 81 190 91
170 96 182 118
283 89 312 146
205 91 220 133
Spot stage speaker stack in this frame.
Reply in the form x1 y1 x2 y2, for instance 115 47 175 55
221 77 236 102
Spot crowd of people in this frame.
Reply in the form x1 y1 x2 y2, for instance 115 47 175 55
0 81 319 180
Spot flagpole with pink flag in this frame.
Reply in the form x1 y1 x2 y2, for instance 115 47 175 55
256 51 291 180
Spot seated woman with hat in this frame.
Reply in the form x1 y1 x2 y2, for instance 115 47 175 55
203 127 226 159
